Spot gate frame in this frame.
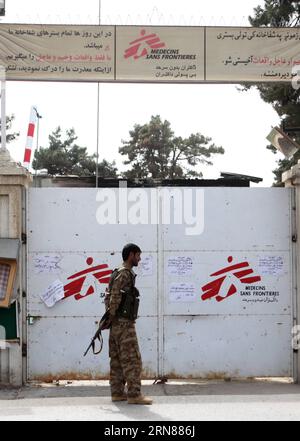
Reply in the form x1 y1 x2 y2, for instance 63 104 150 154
0 145 299 385
283 162 300 383
25 184 296 381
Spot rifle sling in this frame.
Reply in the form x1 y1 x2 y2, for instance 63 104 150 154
92 331 104 355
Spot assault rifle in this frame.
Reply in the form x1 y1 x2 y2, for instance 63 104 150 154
83 310 111 356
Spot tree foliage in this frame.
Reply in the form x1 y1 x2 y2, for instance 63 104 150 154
247 0 300 183
0 114 20 144
32 126 118 177
119 115 224 180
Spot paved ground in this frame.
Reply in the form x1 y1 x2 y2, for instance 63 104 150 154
0 378 300 421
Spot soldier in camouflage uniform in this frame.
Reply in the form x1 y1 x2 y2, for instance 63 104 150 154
106 243 152 405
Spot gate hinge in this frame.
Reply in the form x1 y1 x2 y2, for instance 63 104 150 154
22 343 27 357
21 232 27 245
27 315 42 325
292 234 297 243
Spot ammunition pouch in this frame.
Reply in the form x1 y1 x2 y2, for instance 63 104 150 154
117 286 140 321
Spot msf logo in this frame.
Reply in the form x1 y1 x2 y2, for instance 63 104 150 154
124 29 166 60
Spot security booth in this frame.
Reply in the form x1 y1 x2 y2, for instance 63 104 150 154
0 239 20 375
0 239 19 308
0 241 21 385
0 148 31 385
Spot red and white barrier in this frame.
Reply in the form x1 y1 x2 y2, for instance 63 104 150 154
23 106 38 168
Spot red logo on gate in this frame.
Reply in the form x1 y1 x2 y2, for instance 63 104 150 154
64 257 112 301
124 29 166 60
201 256 261 303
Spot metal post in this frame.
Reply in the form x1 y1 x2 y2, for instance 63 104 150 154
30 107 42 186
34 114 40 186
1 77 6 151
96 83 100 188
157 188 164 378
96 0 102 188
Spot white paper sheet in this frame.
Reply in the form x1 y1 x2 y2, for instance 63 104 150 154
140 255 153 276
258 256 284 276
167 256 193 276
169 283 196 302
40 279 65 308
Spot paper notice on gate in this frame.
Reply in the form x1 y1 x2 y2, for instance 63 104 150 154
40 279 65 308
167 256 193 276
258 256 284 276
141 255 153 276
169 283 196 302
136 255 153 277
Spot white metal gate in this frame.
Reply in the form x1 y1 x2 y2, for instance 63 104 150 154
26 187 295 380
161 187 294 378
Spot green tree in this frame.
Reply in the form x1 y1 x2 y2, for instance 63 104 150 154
96 159 119 179
0 114 20 144
32 126 118 177
119 115 224 180
246 0 300 184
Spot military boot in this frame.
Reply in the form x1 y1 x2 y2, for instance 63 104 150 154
127 395 153 405
111 394 127 402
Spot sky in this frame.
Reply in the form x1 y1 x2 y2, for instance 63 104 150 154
1 0 282 187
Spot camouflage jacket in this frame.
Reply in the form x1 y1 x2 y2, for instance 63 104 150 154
106 265 136 319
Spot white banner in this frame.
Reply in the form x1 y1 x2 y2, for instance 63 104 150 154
116 26 204 82
206 27 300 82
0 24 299 82
0 24 115 81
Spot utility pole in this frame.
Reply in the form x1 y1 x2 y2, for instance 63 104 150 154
33 107 42 186
96 0 102 188
0 2 6 151
0 66 6 151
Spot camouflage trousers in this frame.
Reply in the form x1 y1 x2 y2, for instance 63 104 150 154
109 320 142 398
